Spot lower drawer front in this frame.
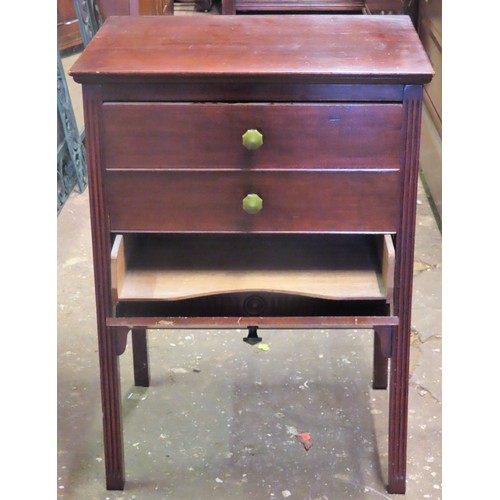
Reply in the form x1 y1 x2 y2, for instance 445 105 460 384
106 170 400 233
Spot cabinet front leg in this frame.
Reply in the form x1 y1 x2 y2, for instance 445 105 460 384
387 84 423 493
84 84 125 490
99 326 125 490
388 322 408 494
132 328 150 387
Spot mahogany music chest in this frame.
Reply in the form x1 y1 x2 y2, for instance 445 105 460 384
70 15 433 493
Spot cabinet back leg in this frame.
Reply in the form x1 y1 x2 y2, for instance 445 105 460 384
373 326 390 390
132 328 150 387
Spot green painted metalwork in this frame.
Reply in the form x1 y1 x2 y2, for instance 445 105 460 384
57 52 87 214
74 0 103 48
57 1 103 214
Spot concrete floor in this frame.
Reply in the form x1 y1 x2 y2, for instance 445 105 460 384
58 6 442 498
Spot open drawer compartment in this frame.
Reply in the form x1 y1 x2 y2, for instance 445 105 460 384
110 233 395 308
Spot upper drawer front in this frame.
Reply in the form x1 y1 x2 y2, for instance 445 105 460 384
103 103 403 170
106 170 401 233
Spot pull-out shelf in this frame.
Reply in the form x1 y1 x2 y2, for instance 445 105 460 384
109 233 396 328
111 233 394 302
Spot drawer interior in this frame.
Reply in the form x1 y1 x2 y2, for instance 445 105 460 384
110 233 394 308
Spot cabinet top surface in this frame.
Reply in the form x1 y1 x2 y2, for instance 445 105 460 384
69 15 433 84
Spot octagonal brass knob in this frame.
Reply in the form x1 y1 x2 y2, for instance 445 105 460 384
242 129 263 150
242 193 263 214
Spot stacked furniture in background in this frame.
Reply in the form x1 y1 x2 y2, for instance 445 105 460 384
221 0 417 21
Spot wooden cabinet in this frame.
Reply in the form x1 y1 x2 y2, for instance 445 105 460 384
57 0 83 51
365 0 416 16
222 0 417 17
418 0 442 219
58 0 173 52
419 0 442 127
98 0 173 17
69 15 432 494
222 0 364 14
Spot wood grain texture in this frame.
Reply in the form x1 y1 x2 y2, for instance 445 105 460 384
105 170 401 233
69 15 434 85
388 84 423 494
103 103 403 170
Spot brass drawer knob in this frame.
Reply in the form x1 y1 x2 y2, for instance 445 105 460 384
242 193 263 214
242 129 263 150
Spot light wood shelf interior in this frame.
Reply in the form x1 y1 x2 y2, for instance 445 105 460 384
111 233 394 304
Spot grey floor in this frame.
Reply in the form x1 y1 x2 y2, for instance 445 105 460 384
58 6 442 498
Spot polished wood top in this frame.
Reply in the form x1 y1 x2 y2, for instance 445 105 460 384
70 15 433 84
